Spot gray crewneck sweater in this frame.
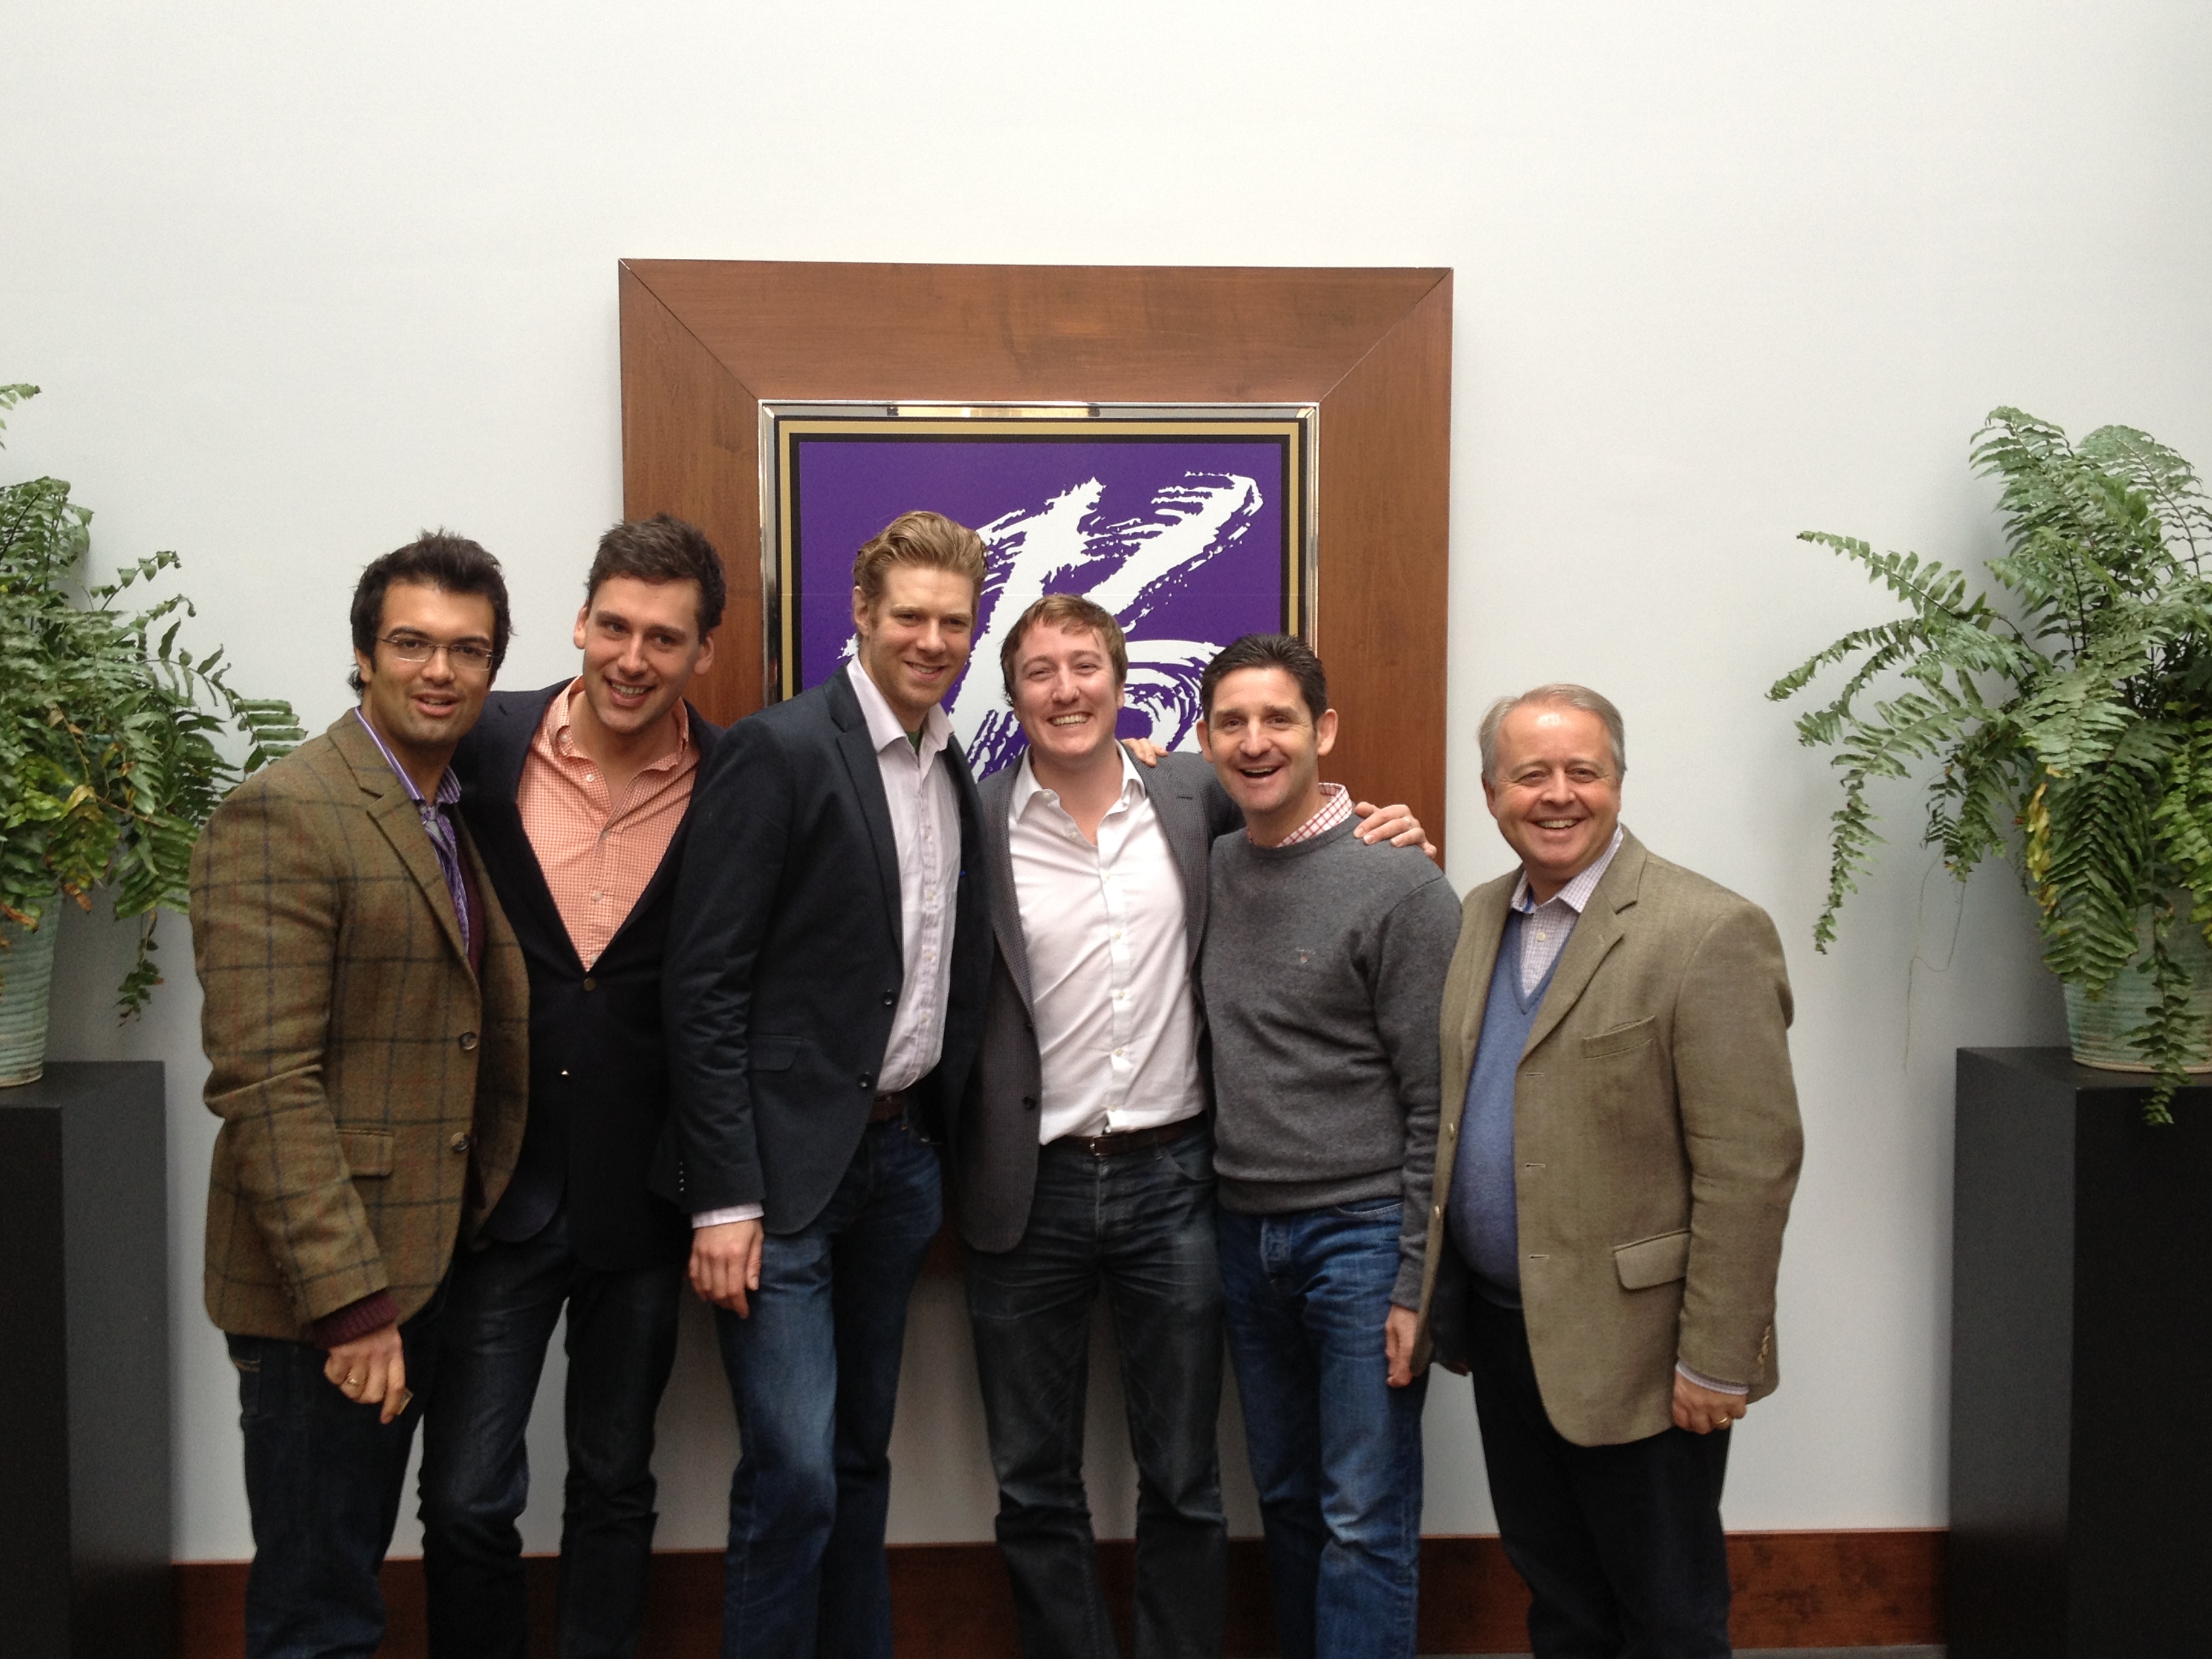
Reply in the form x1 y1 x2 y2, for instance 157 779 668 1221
1202 817 1461 1305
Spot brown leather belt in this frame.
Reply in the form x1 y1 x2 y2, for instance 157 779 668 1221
1052 1117 1200 1159
869 1089 910 1124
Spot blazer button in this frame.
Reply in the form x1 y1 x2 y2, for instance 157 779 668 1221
458 1031 478 1051
882 991 897 1007
859 1073 874 1090
449 1132 473 1153
582 977 597 991
1022 1096 1038 1111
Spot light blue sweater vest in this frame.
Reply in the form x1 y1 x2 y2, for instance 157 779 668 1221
1447 909 1559 1307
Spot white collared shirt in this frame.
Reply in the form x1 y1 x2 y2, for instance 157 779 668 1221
691 661 962 1232
1010 749 1204 1143
847 658 961 1094
1509 824 1625 996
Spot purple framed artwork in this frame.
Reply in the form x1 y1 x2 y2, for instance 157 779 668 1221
764 405 1315 779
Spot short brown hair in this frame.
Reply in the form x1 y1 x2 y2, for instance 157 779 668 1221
1200 634 1328 723
998 594 1128 700
348 530 510 694
586 514 726 634
851 511 987 615
1478 683 1627 781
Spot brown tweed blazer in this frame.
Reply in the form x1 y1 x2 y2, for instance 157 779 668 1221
190 712 529 1341
1411 831 1803 1446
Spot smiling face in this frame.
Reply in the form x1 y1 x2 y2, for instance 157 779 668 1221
852 563 978 731
1009 619 1124 773
571 574 715 747
351 579 497 768
1482 701 1623 902
1199 665 1338 842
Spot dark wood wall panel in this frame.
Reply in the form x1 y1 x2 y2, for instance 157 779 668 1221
173 1530 1944 1656
617 259 1452 853
1311 274 1453 830
616 265 762 726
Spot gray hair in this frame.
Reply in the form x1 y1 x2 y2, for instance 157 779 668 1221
1477 683 1627 781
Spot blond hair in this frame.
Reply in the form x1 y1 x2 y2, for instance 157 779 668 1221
851 511 987 615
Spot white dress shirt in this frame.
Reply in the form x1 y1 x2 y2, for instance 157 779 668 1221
846 658 961 1094
691 660 962 1231
1010 748 1204 1143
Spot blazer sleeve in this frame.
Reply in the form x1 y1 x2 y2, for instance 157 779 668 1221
661 715 794 1213
190 784 388 1320
1671 899 1805 1387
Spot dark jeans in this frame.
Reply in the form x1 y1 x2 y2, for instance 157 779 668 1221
418 1204 684 1659
964 1128 1228 1659
228 1286 445 1659
1217 1200 1428 1659
1465 1293 1732 1658
713 1113 942 1659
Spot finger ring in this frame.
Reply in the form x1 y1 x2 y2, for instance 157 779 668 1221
344 1374 362 1390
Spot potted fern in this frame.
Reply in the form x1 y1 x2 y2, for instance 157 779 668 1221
1771 407 2212 1120
0 383 302 1084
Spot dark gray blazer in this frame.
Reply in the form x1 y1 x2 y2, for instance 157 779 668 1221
954 750 1242 1252
661 670 991 1233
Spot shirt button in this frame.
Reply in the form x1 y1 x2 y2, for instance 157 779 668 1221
449 1132 472 1153
457 1031 478 1051
584 773 596 782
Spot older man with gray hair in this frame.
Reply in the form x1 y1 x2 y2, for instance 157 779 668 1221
1400 683 1803 1658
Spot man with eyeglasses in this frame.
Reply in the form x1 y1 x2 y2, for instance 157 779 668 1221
190 531 529 1659
1404 684 1803 1658
420 515 726 1659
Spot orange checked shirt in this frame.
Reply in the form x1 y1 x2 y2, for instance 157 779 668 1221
516 680 699 969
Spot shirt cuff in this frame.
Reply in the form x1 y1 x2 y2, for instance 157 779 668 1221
1675 1360 1749 1396
310 1290 400 1350
693 1205 764 1228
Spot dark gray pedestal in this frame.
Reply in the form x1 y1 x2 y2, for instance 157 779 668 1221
0 1062 171 1658
1951 1047 2212 1657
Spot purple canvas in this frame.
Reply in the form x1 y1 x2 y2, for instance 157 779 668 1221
790 434 1293 777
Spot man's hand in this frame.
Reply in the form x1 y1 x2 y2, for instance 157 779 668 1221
691 1218 765 1317
1672 1372 1746 1435
1123 737 1167 768
1355 801 1435 858
323 1323 409 1424
1385 1305 1424 1388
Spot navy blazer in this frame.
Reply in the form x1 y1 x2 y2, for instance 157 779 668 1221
660 668 991 1232
454 682 720 1271
955 750 1242 1252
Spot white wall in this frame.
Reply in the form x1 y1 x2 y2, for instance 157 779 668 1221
9 0 2209 1561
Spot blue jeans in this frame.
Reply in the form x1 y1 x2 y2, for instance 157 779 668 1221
418 1205 684 1659
1217 1200 1428 1659
228 1286 445 1659
713 1114 943 1659
964 1128 1227 1659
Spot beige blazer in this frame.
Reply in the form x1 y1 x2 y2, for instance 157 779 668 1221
190 714 529 1341
1410 831 1803 1446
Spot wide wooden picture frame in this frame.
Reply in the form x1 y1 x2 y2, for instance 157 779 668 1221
618 260 1452 848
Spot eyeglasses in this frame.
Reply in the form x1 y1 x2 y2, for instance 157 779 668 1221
378 632 495 672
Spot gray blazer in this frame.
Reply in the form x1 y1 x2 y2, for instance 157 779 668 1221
953 750 1242 1252
1410 832 1804 1446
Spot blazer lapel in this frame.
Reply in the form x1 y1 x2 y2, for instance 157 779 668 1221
1144 760 1212 972
1452 885 1513 1069
977 768 1035 1014
479 687 575 967
335 714 472 970
1521 834 1647 1058
828 673 905 951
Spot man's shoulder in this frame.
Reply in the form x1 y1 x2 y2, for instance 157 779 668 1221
215 720 359 813
1631 842 1767 920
